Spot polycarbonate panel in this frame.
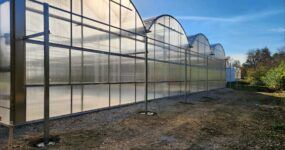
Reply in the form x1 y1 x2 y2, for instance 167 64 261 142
83 84 109 111
83 25 109 51
26 87 44 121
0 0 10 125
110 84 120 106
72 85 82 113
72 0 81 14
72 15 82 48
136 83 145 102
49 7 70 45
121 84 135 104
50 86 71 117
38 0 70 11
83 52 108 83
110 2 120 27
110 56 120 83
50 47 70 84
0 108 9 125
148 83 155 101
71 50 82 83
25 0 44 42
121 57 135 82
26 44 44 85
121 6 135 32
121 84 136 104
83 0 109 24
155 83 169 99
190 82 198 93
170 82 181 96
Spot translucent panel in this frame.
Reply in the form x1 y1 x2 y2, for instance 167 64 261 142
190 82 198 93
110 2 120 27
121 57 135 82
147 60 154 82
136 58 146 82
83 84 109 111
72 85 82 113
121 6 135 32
110 32 120 53
136 83 145 102
110 56 120 82
72 15 82 47
72 0 81 14
147 83 155 101
39 0 70 11
155 83 169 99
191 66 199 81
0 108 9 125
110 84 120 106
26 1 43 41
26 44 44 84
26 87 44 121
71 50 82 83
49 8 70 45
50 47 70 84
83 0 109 24
0 0 10 125
50 86 71 117
121 84 135 104
83 52 108 83
121 37 135 53
170 82 181 96
83 26 109 51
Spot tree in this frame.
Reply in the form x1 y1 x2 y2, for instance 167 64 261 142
232 60 241 68
261 61 285 90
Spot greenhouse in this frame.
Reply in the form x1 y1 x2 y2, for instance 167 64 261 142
0 0 226 126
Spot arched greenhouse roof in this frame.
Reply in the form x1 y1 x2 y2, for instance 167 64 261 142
187 33 212 55
144 14 190 49
187 33 210 46
144 14 188 36
211 43 226 59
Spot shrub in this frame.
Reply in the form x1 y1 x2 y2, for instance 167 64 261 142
261 61 285 90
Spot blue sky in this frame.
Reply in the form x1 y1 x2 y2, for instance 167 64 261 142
132 0 285 63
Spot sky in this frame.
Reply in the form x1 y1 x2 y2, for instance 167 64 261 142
132 0 285 63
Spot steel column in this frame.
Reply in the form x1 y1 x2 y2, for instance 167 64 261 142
10 0 26 125
145 36 148 112
43 3 50 145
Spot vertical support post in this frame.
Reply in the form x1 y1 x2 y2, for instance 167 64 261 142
43 3 50 145
145 36 148 113
10 0 26 125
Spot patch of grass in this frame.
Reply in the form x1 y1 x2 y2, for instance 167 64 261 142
227 81 274 92
272 123 285 132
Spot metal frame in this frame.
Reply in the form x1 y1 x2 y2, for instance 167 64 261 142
0 0 227 127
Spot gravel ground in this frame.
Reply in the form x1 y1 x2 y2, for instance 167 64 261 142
0 88 284 149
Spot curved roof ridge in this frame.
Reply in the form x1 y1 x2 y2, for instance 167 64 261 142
187 33 210 45
143 14 188 36
210 43 226 59
129 0 147 33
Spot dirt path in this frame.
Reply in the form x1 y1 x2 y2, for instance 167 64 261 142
1 89 285 149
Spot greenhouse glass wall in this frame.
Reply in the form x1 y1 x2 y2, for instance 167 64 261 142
0 0 226 126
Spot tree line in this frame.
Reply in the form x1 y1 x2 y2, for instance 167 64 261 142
242 47 285 91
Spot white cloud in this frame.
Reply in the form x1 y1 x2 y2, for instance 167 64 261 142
268 27 285 33
177 9 285 23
